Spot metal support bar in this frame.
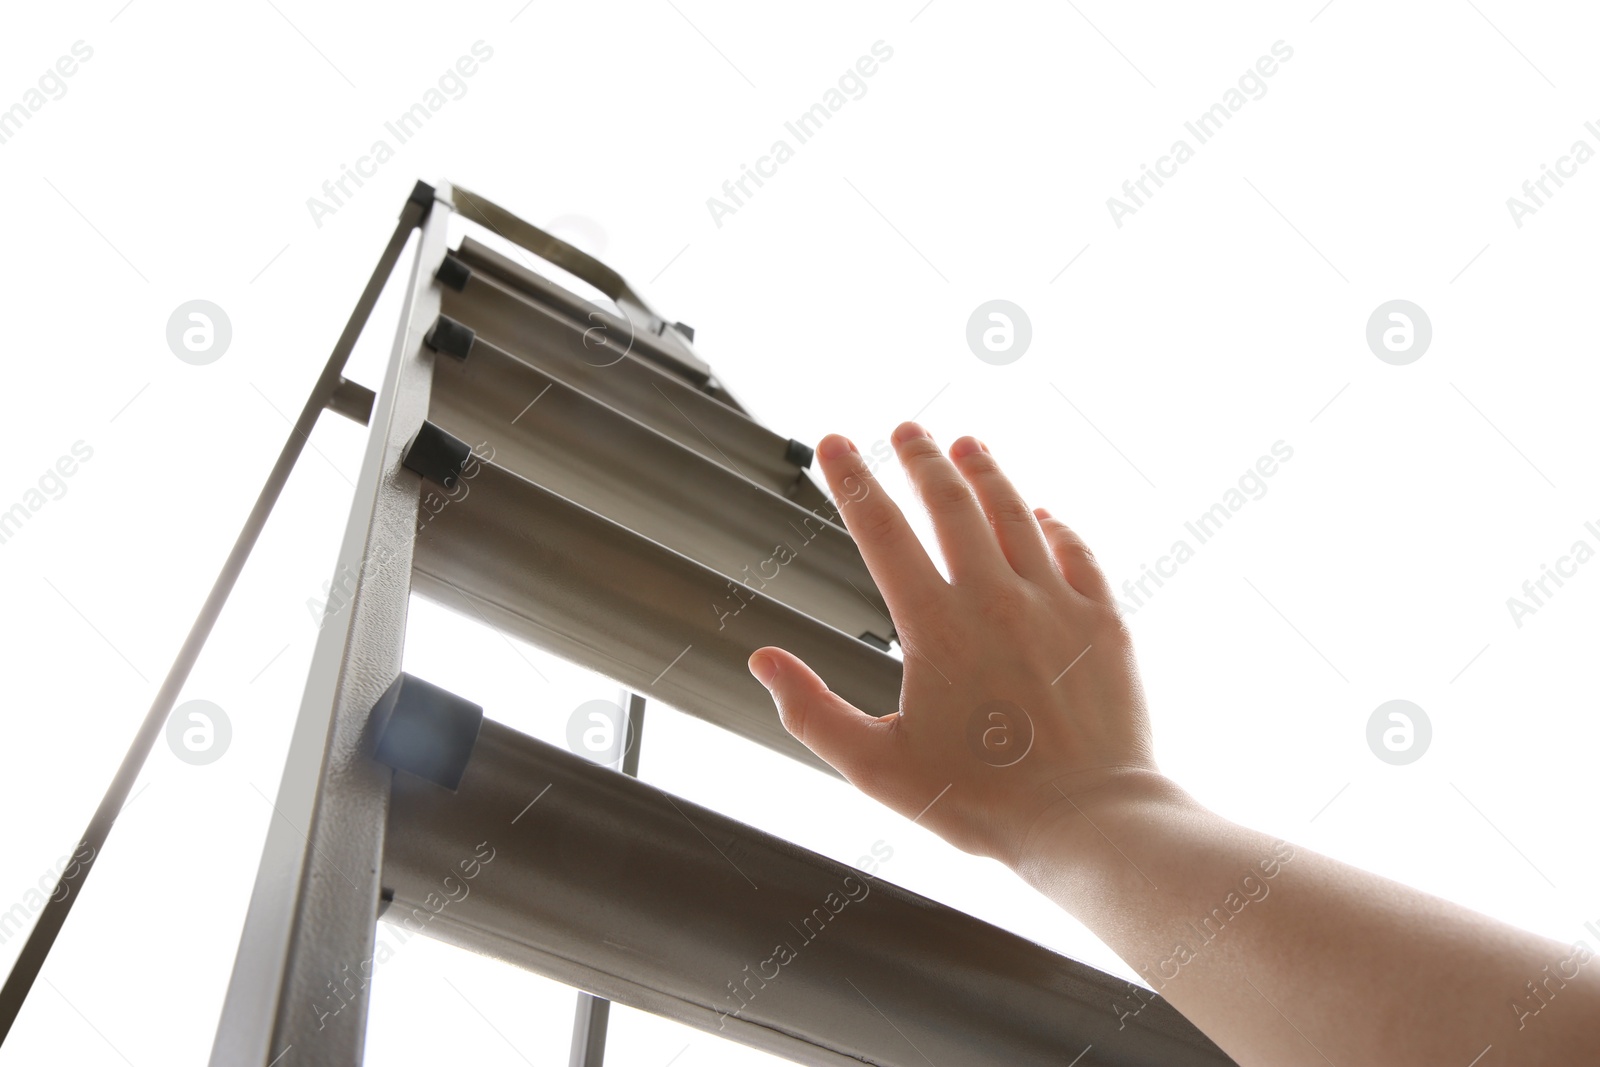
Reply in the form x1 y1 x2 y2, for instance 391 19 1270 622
567 691 646 1067
0 184 436 1045
327 376 377 425
618 692 645 779
206 181 455 1066
568 995 611 1067
381 719 1238 1067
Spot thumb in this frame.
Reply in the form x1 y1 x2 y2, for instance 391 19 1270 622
749 646 890 781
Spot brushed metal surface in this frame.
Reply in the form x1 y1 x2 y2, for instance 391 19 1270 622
428 334 892 644
381 720 1238 1067
439 265 829 512
408 455 902 775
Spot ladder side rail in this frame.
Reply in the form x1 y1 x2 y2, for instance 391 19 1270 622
207 183 454 1066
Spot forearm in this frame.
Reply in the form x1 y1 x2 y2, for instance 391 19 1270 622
1014 771 1599 1067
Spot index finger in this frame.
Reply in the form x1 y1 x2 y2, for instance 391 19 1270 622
815 434 944 618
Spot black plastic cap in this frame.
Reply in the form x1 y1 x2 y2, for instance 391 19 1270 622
407 180 436 218
424 315 475 360
671 321 696 343
859 631 892 652
785 438 815 469
402 421 473 489
372 673 483 791
435 255 471 292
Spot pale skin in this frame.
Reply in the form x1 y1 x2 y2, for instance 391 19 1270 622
747 422 1599 1067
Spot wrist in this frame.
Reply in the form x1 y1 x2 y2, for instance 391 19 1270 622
1009 768 1193 895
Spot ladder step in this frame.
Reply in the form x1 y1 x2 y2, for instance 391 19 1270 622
409 454 900 774
453 235 710 387
428 336 893 644
381 719 1239 1067
438 259 831 512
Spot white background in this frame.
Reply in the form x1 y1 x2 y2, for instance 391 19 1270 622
2 1 1598 1064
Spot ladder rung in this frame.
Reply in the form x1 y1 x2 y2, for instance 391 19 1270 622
454 234 709 386
380 719 1238 1067
439 262 831 512
428 336 893 644
409 456 900 774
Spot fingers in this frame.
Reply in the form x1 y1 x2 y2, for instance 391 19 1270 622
751 647 892 783
1035 508 1115 604
815 434 943 616
947 437 1058 584
890 422 1008 583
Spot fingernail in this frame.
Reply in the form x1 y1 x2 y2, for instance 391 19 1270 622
892 422 930 446
748 652 778 686
818 436 852 460
950 436 982 459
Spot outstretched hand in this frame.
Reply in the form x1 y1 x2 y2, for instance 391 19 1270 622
749 422 1161 867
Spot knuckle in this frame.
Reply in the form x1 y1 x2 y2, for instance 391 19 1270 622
1099 603 1135 642
922 476 974 511
851 502 904 546
1053 529 1095 562
988 494 1035 526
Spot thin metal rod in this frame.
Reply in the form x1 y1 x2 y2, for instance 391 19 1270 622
619 692 646 778
568 693 646 1067
568 993 611 1067
0 192 431 1043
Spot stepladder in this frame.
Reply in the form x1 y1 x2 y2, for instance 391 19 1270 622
2 179 1239 1067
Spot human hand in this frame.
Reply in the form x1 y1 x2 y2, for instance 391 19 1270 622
748 422 1163 868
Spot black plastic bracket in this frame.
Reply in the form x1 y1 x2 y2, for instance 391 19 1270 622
785 438 815 469
407 180 436 220
858 631 893 652
402 421 473 489
371 673 483 791
435 255 471 292
424 314 475 360
671 321 696 343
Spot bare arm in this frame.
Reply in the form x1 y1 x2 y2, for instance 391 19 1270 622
749 423 1598 1067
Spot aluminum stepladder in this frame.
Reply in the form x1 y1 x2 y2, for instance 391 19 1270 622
0 180 1238 1067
